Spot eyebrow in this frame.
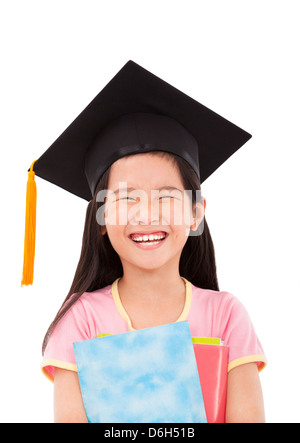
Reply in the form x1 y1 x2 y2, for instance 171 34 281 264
112 186 183 195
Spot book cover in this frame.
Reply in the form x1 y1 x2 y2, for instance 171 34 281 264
193 343 229 423
97 333 229 423
73 321 207 423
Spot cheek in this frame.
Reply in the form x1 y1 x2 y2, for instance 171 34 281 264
163 199 193 228
104 201 129 226
171 224 191 242
115 201 130 225
105 224 126 257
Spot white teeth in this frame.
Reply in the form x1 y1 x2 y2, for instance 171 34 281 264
131 233 166 242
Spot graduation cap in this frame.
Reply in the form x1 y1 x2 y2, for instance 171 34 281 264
21 60 252 286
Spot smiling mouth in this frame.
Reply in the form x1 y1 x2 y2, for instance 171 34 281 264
129 231 168 244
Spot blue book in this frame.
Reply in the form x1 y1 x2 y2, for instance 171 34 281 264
73 321 207 423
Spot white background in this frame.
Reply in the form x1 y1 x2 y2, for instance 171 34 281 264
1 0 299 423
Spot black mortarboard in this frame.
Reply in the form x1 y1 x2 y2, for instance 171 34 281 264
32 60 252 200
22 60 252 285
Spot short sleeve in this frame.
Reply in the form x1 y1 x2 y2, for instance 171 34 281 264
41 297 90 382
220 295 267 373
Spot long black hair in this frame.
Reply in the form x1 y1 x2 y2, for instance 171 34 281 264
42 151 219 354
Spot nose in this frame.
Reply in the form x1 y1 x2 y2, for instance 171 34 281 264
128 192 160 226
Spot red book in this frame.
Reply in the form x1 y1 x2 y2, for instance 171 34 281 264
193 342 229 423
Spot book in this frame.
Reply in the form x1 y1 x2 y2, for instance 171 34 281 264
74 321 207 423
192 337 224 346
97 332 229 423
193 342 229 423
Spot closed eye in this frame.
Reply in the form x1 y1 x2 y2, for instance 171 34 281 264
160 196 179 201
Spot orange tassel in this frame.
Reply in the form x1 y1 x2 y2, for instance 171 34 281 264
21 160 37 286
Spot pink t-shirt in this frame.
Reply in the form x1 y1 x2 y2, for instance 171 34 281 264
42 277 267 382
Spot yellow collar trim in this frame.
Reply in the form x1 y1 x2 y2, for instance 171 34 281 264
111 277 192 331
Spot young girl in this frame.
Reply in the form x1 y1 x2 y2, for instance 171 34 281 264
25 61 267 422
41 148 266 422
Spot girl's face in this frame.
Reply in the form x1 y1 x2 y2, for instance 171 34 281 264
101 153 205 272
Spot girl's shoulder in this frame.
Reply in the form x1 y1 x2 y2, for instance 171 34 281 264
191 283 239 311
189 283 267 373
189 283 251 332
62 283 116 326
79 283 114 305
